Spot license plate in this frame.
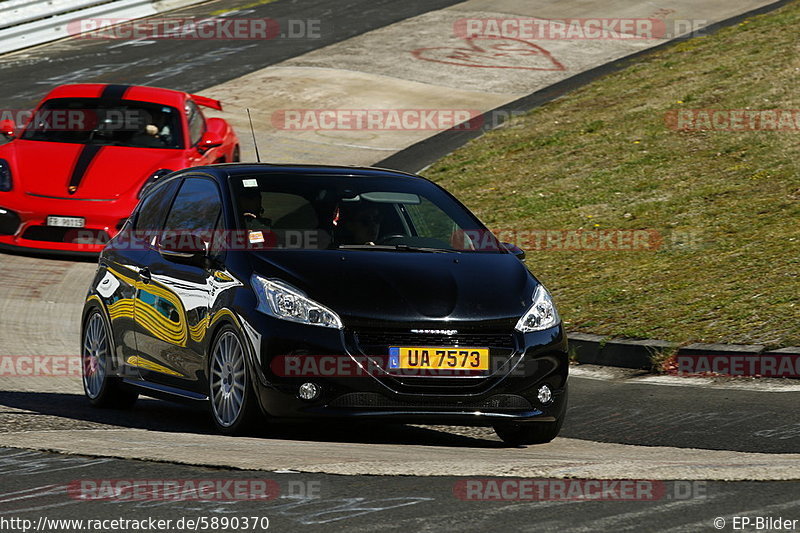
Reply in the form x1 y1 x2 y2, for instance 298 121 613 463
47 216 84 228
388 346 489 370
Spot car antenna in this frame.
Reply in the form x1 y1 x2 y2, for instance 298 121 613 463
246 108 260 162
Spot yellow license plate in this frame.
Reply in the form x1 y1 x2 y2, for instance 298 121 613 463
388 347 489 370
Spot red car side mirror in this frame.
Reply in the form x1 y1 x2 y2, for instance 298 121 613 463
196 117 227 154
0 119 16 139
196 130 223 154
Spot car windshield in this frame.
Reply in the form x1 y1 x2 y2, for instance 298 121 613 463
20 97 183 148
230 173 503 253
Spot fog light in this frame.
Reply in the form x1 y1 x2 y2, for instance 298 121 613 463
537 384 553 405
298 382 320 401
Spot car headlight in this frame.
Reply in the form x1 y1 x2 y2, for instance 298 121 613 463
251 275 343 329
0 159 12 192
138 169 173 199
515 284 560 332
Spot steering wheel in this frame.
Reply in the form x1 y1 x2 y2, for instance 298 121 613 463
376 234 406 244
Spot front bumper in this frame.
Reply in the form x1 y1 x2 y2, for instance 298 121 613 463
240 311 569 425
0 193 134 254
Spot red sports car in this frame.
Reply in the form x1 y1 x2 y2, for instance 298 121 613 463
0 83 239 254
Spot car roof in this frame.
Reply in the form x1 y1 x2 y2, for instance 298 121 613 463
40 84 187 108
191 163 425 181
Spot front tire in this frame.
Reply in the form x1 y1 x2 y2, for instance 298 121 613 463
81 309 138 409
209 325 258 435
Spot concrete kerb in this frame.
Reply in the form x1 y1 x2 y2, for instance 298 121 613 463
678 343 767 356
568 334 676 370
765 347 800 355
568 337 800 372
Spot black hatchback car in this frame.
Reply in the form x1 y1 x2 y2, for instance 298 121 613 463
81 164 568 445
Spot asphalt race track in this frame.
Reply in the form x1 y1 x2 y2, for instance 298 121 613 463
0 0 466 109
0 0 798 531
1 449 799 532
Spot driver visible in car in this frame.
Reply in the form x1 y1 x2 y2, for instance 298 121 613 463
134 109 172 147
131 119 166 148
334 202 381 245
239 191 272 231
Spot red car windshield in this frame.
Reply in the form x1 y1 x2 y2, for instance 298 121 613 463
20 97 183 149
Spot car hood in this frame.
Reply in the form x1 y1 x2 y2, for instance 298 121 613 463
6 140 183 199
249 250 537 324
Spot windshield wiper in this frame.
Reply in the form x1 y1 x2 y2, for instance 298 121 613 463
336 244 395 251
336 244 459 253
395 244 459 253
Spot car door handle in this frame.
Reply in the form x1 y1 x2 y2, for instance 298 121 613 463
140 268 151 284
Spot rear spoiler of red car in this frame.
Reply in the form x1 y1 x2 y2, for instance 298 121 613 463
190 94 223 111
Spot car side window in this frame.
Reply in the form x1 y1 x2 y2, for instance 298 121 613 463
135 179 180 234
164 178 222 236
208 210 225 260
185 100 205 146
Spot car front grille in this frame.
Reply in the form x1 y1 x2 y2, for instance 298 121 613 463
328 392 532 411
354 330 515 351
22 226 109 244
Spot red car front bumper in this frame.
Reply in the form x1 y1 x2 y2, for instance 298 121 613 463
0 192 135 254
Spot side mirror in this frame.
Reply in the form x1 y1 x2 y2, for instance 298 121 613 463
196 130 224 154
196 117 227 154
0 119 16 139
501 242 525 261
157 231 209 265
